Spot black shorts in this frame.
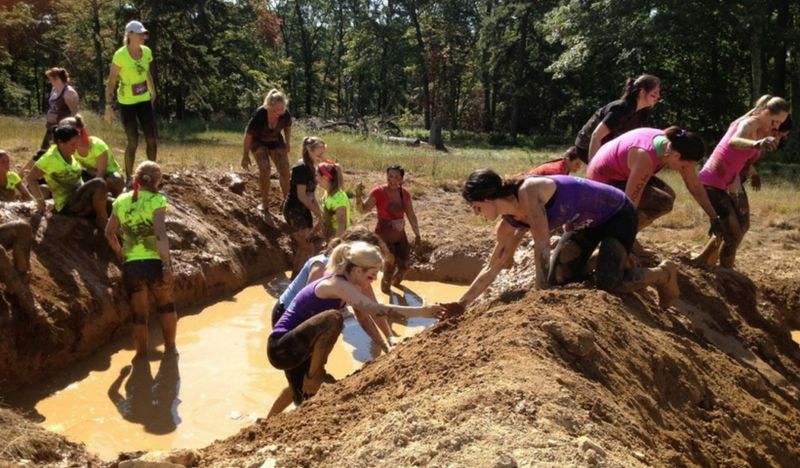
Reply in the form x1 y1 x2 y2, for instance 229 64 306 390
283 201 313 231
122 259 164 296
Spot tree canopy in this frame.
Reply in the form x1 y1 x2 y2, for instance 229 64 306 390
1 0 798 154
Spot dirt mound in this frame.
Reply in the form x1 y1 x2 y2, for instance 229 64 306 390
0 406 99 467
0 171 291 390
200 246 800 467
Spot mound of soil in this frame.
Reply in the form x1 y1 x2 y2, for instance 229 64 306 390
199 248 800 466
0 406 99 467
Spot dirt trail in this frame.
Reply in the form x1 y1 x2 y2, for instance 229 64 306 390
2 170 800 467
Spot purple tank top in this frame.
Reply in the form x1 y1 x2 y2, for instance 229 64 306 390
586 128 663 184
698 117 761 190
503 176 627 231
271 275 344 336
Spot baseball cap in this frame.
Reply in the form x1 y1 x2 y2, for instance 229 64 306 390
125 21 148 35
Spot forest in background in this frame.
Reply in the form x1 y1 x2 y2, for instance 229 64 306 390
1 0 799 157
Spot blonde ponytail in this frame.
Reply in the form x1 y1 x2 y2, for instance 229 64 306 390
325 241 383 275
263 88 288 108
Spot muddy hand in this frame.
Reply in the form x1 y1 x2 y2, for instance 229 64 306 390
240 156 251 170
749 173 761 192
439 301 465 319
756 137 778 152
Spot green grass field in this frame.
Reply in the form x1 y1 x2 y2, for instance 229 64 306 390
2 112 798 238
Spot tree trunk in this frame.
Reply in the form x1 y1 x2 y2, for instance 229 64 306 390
772 0 789 97
509 9 530 144
294 0 314 116
481 0 494 132
407 1 431 129
430 115 446 151
750 21 763 103
91 0 105 111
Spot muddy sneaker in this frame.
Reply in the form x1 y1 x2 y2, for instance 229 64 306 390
262 211 277 228
655 260 679 309
303 372 325 397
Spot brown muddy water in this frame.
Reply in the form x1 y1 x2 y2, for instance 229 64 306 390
6 274 467 460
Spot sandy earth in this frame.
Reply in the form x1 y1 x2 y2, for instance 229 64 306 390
1 170 799 467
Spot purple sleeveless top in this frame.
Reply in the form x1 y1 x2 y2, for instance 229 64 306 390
698 117 761 190
586 128 663 184
271 275 344 336
503 176 628 231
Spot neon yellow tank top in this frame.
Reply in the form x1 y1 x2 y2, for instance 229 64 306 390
112 190 168 262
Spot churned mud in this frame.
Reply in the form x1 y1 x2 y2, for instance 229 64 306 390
1 169 799 467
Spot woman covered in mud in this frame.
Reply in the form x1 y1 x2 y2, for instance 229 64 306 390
267 241 444 413
574 74 661 162
317 162 351 239
268 227 399 416
449 169 680 315
586 126 720 232
105 21 158 181
693 95 790 268
0 150 35 202
355 165 421 293
41 67 80 150
26 125 109 226
283 136 326 273
241 89 292 226
60 115 125 197
105 161 177 357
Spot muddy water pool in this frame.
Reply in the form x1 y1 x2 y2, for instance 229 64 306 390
7 275 467 460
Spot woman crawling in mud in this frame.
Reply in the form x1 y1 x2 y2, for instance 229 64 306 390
105 161 177 357
694 95 790 268
269 227 399 416
267 241 445 415
448 169 680 315
586 126 719 232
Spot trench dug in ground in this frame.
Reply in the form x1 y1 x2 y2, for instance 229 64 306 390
2 170 800 467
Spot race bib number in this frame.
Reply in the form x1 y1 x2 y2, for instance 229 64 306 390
132 81 149 96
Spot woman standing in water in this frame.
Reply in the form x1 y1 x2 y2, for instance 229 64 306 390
242 89 292 225
267 241 444 414
105 20 157 181
105 161 176 356
283 136 325 273
451 170 680 314
355 165 421 293
694 95 789 268
41 67 80 149
575 74 661 162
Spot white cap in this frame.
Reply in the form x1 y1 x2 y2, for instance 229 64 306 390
125 21 148 35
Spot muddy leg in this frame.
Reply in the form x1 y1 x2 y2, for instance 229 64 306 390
253 147 272 214
303 312 344 396
291 229 314 277
130 287 150 356
154 277 177 351
381 258 395 294
619 261 679 308
548 233 593 286
0 221 32 275
718 213 744 269
391 238 411 287
267 386 295 417
269 148 290 200
693 235 721 266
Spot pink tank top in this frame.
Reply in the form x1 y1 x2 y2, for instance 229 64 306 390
698 118 761 190
586 128 663 184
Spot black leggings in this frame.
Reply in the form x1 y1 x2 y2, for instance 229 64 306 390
120 101 157 178
267 310 343 405
548 200 638 291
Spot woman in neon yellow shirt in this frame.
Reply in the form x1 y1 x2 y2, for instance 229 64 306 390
0 150 34 202
104 20 157 182
105 161 176 357
316 162 351 239
60 115 125 196
26 125 110 227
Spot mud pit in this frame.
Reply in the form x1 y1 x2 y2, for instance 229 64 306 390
2 169 800 467
6 276 466 461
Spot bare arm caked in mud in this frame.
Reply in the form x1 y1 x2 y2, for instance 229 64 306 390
517 179 553 290
351 283 391 353
729 118 777 152
317 276 444 319
455 220 526 310
623 149 654 207
678 164 719 220
153 208 172 279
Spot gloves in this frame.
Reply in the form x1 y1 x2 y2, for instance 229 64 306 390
750 173 761 192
